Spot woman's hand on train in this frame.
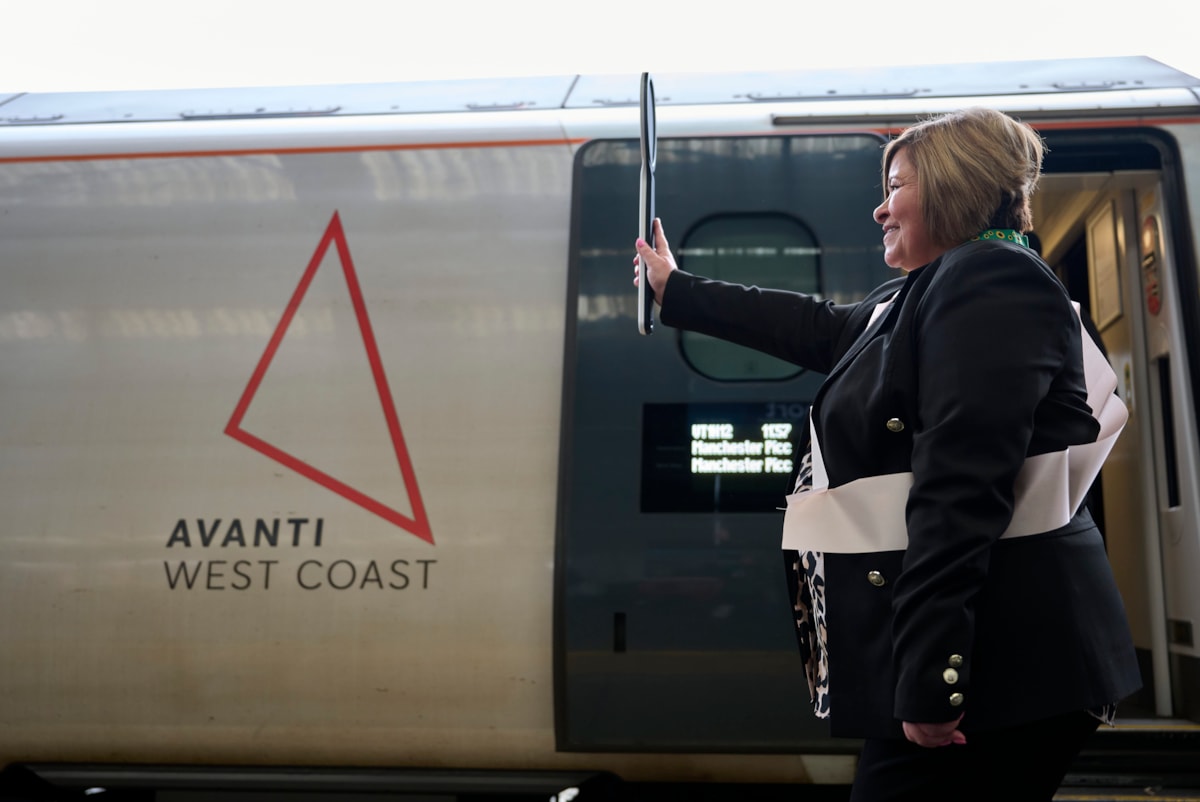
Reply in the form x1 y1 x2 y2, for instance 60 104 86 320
634 218 677 302
902 717 967 748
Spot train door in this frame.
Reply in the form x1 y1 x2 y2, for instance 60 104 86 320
1035 127 1200 723
555 132 892 752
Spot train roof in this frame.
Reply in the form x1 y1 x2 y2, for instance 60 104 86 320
2 55 1198 127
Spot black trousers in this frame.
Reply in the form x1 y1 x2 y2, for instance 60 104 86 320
849 710 1101 802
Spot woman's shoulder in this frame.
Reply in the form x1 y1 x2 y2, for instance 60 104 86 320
924 238 1066 298
944 237 1054 271
907 240 1076 345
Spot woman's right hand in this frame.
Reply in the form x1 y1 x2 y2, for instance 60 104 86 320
633 218 677 303
903 717 967 748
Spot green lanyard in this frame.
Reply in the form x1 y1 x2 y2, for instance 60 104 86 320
973 228 1029 247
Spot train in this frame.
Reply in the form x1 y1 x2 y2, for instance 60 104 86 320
2 55 1199 798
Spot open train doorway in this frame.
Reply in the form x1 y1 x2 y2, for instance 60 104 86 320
1034 128 1200 724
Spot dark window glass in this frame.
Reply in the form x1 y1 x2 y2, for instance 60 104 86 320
678 214 820 380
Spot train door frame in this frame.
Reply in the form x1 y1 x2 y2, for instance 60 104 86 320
1086 184 1174 718
1039 122 1200 723
1109 175 1200 721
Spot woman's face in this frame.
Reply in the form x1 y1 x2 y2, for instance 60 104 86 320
873 148 944 272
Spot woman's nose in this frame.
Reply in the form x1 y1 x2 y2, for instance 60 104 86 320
873 199 888 224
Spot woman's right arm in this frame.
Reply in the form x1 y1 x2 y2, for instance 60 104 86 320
635 218 851 373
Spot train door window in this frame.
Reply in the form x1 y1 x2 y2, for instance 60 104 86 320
678 213 820 381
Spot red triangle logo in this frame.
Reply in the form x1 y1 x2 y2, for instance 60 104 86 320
224 211 434 545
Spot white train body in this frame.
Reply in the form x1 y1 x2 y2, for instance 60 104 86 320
2 57 1199 790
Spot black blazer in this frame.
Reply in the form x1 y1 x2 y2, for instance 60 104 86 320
660 238 1141 738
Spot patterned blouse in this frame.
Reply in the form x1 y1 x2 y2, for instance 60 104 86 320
783 442 830 719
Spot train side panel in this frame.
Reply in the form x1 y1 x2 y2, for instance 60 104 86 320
3 58 1200 790
0 122 578 766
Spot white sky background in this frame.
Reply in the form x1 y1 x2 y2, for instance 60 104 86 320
3 0 1199 92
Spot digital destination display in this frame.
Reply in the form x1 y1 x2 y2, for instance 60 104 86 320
641 402 809 513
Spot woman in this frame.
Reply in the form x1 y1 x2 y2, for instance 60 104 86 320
634 107 1141 801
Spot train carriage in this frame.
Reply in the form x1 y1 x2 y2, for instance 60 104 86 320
1 55 1198 797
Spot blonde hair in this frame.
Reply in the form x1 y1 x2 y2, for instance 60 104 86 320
882 107 1045 247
